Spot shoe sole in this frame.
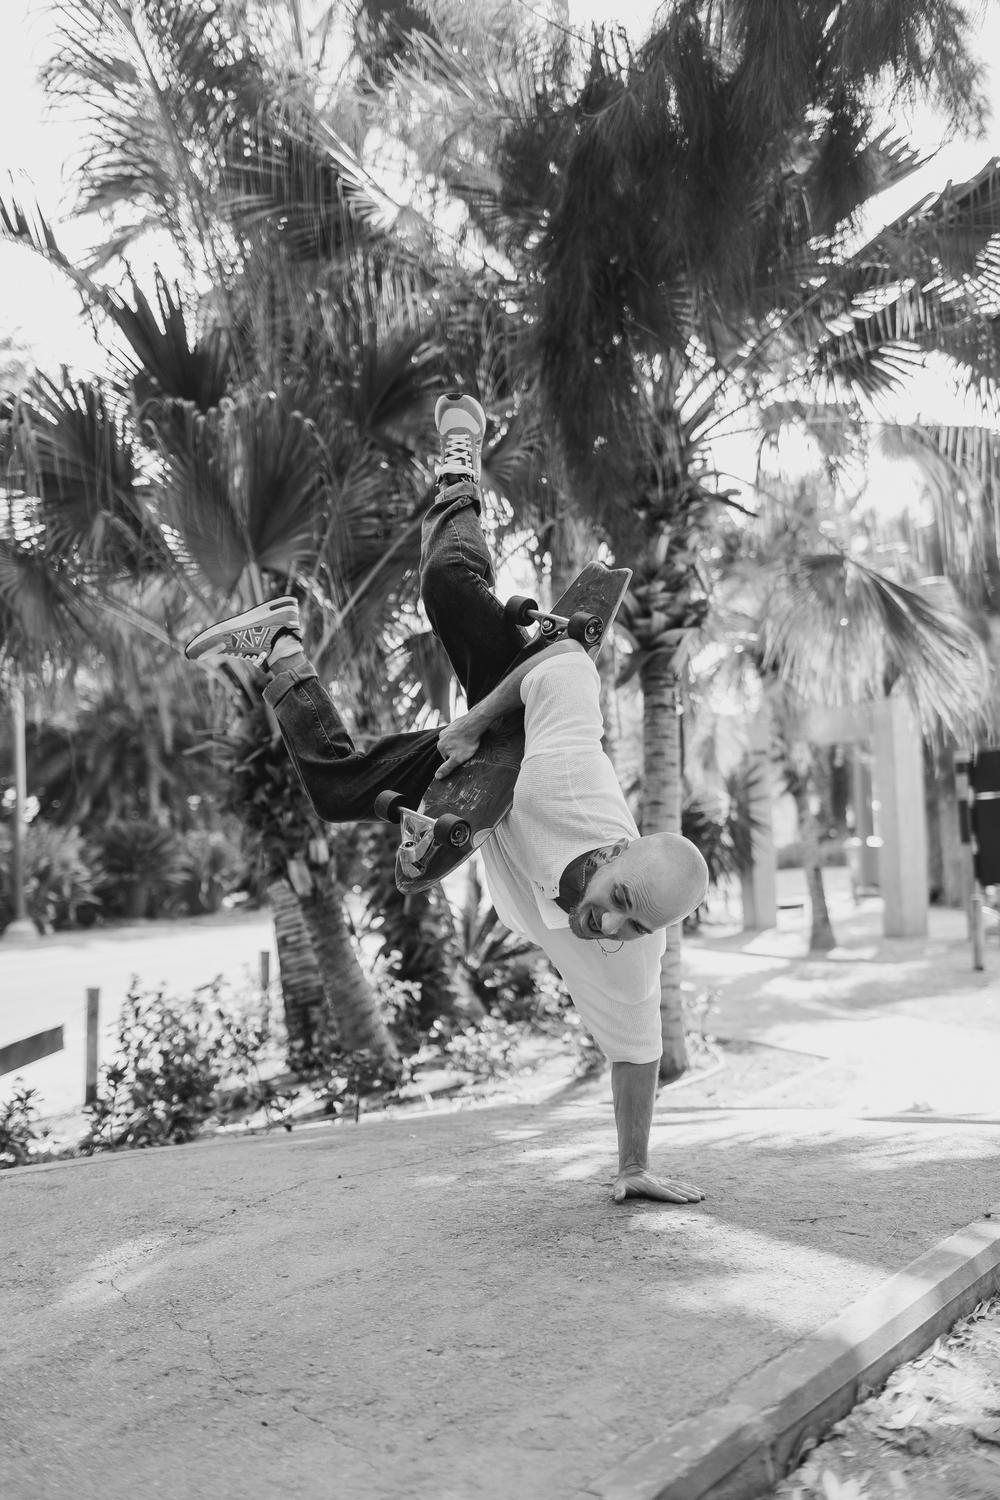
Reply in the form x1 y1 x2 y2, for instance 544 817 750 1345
435 392 486 439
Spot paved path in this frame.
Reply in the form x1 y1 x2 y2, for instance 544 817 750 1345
3 878 1000 1499
5 1085 1000 1500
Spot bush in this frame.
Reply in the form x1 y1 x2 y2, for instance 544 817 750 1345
0 821 102 933
0 1079 48 1168
83 980 293 1150
173 828 245 914
93 819 187 919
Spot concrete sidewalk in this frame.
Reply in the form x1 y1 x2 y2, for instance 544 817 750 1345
4 882 1000 1500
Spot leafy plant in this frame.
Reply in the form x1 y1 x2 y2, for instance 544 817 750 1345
84 978 307 1150
0 1079 48 1168
84 984 228 1149
174 827 245 914
0 820 102 932
436 1014 523 1081
93 819 187 919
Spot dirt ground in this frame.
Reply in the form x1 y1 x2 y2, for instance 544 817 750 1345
770 1296 1000 1500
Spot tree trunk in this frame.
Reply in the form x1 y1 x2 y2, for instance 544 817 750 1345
639 651 689 1081
792 779 836 953
299 873 400 1075
267 877 326 1072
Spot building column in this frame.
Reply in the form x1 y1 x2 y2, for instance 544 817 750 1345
740 706 777 931
871 694 928 937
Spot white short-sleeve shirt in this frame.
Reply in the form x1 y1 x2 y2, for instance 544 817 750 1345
479 652 664 1063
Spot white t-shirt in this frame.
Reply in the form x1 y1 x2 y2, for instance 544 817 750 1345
479 653 664 1064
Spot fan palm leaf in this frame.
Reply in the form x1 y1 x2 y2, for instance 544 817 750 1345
104 272 234 410
760 551 993 736
44 0 264 272
156 391 326 593
13 376 172 578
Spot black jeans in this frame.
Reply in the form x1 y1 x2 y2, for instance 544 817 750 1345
263 480 530 823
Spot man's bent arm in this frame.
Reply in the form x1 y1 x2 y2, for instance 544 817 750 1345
435 639 585 777
611 1059 704 1204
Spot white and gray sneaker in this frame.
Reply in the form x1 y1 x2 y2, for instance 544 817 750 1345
184 597 301 666
434 392 486 485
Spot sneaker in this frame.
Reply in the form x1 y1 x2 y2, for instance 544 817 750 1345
434 392 486 485
184 597 301 665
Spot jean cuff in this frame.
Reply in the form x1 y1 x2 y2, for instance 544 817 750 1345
262 657 317 708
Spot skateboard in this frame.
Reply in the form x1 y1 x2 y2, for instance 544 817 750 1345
375 561 632 894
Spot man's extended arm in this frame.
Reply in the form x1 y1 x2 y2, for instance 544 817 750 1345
434 639 585 778
611 1060 704 1204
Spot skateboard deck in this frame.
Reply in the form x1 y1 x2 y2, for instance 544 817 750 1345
380 561 631 894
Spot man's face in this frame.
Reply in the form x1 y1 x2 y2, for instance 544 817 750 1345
567 852 659 944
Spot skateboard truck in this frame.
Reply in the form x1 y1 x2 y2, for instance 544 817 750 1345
374 790 472 877
503 594 605 646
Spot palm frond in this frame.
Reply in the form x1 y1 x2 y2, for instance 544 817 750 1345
44 0 264 269
0 175 70 267
761 550 994 736
876 421 1000 581
103 271 233 410
0 533 96 670
156 392 326 592
223 103 399 264
14 376 167 578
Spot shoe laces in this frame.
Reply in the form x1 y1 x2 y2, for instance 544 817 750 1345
439 429 480 481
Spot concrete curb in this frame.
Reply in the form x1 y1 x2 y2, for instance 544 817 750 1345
581 1207 1000 1500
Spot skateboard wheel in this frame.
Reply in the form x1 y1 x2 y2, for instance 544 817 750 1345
435 814 471 848
567 610 603 645
374 789 406 824
504 594 539 626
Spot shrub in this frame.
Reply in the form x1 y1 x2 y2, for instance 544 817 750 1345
0 821 102 932
0 1080 48 1168
93 819 187 919
85 985 226 1149
83 980 297 1152
173 828 245 914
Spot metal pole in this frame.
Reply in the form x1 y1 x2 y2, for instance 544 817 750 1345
971 883 986 973
5 674 36 939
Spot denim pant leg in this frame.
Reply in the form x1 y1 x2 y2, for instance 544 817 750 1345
263 661 442 823
419 481 529 707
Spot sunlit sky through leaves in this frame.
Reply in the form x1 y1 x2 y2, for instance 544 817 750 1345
2 0 998 502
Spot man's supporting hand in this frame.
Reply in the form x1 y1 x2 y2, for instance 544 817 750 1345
434 713 485 778
612 1167 704 1204
611 1058 705 1206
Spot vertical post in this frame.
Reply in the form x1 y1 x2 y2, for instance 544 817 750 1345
970 884 986 972
259 950 270 994
740 706 777 930
4 675 37 941
85 988 100 1105
871 695 928 938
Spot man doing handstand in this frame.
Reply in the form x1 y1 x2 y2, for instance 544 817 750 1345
186 394 709 1204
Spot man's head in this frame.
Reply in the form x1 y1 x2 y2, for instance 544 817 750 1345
567 832 709 944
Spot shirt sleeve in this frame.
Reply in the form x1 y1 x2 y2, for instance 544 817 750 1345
519 651 604 759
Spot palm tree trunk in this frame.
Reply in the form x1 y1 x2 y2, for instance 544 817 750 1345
267 877 327 1072
299 874 400 1075
638 651 689 1080
792 780 836 953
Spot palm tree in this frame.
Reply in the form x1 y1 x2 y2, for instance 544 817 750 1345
360 1 999 1074
0 0 451 1070
707 466 994 952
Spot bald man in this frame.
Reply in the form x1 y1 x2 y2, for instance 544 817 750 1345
186 394 709 1204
